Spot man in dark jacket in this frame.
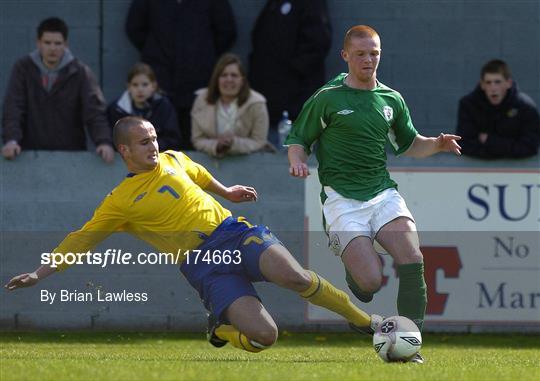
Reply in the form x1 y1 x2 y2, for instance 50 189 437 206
126 0 237 150
1 17 114 162
456 59 540 159
248 0 331 140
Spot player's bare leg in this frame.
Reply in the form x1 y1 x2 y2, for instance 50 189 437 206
258 244 374 329
209 295 278 352
341 236 384 302
375 216 426 364
375 217 422 265
258 244 311 291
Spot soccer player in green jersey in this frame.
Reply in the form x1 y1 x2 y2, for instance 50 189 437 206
285 25 462 363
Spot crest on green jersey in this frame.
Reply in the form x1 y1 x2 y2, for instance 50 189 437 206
383 106 393 122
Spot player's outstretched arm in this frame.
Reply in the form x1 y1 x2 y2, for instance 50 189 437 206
404 134 462 158
205 178 258 203
4 264 57 291
288 145 310 178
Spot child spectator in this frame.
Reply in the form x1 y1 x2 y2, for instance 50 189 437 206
107 63 181 151
126 0 236 150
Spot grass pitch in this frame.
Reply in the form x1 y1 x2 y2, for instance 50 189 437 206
0 332 538 381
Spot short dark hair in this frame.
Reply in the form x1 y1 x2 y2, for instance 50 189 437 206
206 53 250 106
481 59 511 80
113 116 145 149
37 17 68 40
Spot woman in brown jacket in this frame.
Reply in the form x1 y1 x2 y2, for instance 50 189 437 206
191 53 271 157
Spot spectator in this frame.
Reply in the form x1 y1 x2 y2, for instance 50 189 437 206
191 53 271 158
456 59 540 159
126 0 237 150
107 63 181 151
248 0 331 143
1 17 114 162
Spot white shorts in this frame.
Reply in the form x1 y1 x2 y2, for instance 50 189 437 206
322 187 415 256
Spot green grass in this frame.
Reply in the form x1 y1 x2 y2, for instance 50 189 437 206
0 332 538 381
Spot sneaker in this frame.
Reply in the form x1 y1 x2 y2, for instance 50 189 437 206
409 352 424 364
206 313 227 348
349 314 384 335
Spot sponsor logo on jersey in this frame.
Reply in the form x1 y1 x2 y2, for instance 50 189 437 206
337 109 354 115
383 106 393 121
133 192 147 203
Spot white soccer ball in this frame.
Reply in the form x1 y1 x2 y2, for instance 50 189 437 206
372 316 422 362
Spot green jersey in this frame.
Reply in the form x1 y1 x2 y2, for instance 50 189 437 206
285 73 418 202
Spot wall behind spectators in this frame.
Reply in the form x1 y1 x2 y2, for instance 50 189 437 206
0 0 539 137
1 151 538 332
0 152 306 331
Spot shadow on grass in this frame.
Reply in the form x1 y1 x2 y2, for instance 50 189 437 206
0 332 538 349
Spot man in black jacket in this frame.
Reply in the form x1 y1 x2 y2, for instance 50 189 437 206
248 0 331 142
126 0 237 150
456 59 540 159
1 17 114 162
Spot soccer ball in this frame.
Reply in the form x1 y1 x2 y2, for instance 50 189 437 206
372 316 422 362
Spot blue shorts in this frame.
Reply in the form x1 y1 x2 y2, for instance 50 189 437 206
180 216 281 322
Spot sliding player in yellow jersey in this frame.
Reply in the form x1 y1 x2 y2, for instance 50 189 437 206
5 116 382 353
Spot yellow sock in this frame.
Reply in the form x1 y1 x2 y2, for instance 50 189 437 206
300 270 371 327
214 324 268 353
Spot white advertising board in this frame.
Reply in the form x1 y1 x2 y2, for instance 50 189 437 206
305 168 540 325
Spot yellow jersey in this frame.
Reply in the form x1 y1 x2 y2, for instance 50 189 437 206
53 151 232 270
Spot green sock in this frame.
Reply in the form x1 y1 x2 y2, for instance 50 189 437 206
396 263 427 331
